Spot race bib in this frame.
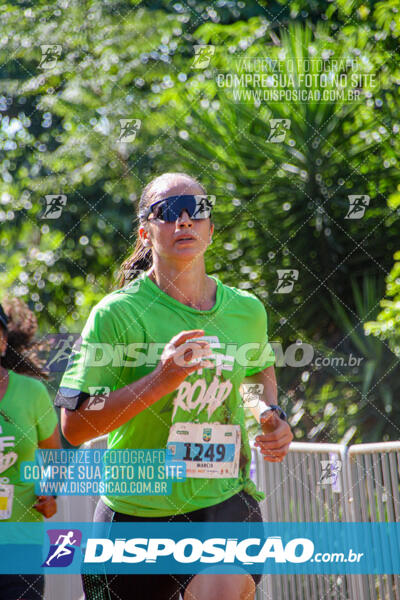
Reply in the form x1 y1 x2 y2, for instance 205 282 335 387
167 422 241 478
0 484 14 520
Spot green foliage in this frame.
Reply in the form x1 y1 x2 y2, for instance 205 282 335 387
325 276 400 442
150 19 400 441
365 251 400 357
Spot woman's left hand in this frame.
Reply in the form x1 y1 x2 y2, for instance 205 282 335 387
33 495 57 518
254 419 293 462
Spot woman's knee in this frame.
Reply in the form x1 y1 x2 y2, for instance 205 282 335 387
183 573 255 600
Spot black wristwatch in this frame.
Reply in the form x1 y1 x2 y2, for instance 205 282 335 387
267 405 287 421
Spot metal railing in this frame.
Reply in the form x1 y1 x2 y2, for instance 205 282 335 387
345 443 400 600
254 441 400 600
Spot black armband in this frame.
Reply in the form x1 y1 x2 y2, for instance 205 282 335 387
54 387 90 410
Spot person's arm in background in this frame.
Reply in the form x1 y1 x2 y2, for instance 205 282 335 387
242 365 293 462
33 425 62 518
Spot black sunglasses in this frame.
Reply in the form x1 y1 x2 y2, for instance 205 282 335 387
140 195 215 222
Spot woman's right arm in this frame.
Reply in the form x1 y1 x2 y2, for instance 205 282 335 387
60 329 213 446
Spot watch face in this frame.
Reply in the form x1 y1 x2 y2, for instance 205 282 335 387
268 405 287 420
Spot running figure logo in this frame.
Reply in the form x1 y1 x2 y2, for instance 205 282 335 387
123 268 144 292
42 529 82 567
345 195 370 219
39 45 62 69
46 334 81 373
118 119 141 143
274 269 299 294
267 119 291 143
192 45 215 69
192 195 216 219
241 383 264 408
86 386 110 411
42 195 67 219
318 460 342 486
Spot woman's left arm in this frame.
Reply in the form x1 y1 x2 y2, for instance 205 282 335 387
241 366 293 462
34 426 62 518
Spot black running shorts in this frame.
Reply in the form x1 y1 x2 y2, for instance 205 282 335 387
0 574 44 600
82 490 263 600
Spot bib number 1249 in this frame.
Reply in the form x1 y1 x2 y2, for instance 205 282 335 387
182 443 226 462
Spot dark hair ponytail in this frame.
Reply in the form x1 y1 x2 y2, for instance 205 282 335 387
117 172 207 288
0 296 50 379
117 238 153 288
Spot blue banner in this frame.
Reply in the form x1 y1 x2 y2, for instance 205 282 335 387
0 522 399 574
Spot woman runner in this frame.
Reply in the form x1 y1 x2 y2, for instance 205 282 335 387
56 172 293 600
0 297 61 600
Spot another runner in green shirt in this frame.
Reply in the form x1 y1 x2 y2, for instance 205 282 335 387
57 172 293 600
0 297 61 600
